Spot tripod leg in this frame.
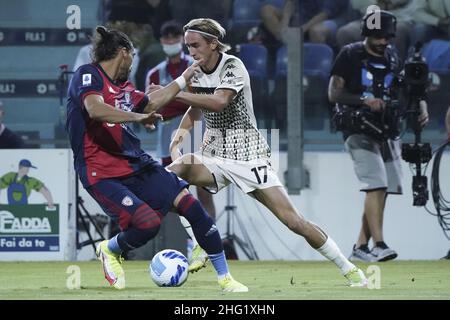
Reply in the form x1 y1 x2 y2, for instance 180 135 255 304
232 209 259 260
77 205 97 252
230 235 257 260
79 201 106 240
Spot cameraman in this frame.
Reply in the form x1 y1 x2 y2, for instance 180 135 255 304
328 10 429 262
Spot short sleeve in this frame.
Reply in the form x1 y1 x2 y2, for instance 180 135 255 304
216 58 246 94
72 64 104 105
330 47 352 83
29 177 44 192
0 172 13 189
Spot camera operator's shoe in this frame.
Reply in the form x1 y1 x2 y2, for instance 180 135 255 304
350 244 376 262
218 274 249 292
371 242 397 262
96 240 125 289
344 267 368 287
188 244 209 273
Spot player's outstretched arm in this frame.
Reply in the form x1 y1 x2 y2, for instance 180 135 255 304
84 94 162 127
144 60 203 114
169 107 202 161
176 89 235 113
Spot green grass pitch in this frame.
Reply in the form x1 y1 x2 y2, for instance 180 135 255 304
0 260 449 300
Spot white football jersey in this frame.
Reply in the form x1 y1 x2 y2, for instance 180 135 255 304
189 53 270 161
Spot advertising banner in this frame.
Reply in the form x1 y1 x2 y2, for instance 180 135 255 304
0 149 75 260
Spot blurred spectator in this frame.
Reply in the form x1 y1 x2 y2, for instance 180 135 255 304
256 0 349 77
170 0 233 27
336 0 417 59
260 0 349 45
0 101 25 149
144 20 216 219
411 0 450 46
101 0 172 39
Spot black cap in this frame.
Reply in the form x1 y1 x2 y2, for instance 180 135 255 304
361 10 397 38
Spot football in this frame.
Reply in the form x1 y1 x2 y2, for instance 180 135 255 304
149 249 189 287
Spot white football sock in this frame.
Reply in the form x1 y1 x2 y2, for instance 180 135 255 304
317 237 355 275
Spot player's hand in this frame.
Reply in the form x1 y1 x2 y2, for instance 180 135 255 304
145 83 163 95
139 111 163 130
182 59 204 82
363 97 386 112
169 139 183 161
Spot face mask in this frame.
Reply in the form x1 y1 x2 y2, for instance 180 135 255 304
162 42 183 57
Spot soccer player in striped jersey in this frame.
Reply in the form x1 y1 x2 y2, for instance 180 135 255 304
168 18 367 287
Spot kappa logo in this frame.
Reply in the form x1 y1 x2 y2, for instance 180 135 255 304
121 196 134 207
82 74 92 86
191 75 200 83
224 72 235 78
221 79 236 86
225 64 236 70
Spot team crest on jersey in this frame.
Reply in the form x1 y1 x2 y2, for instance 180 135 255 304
121 196 133 207
82 74 92 86
114 92 133 112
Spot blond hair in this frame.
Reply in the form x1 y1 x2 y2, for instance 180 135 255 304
183 18 231 53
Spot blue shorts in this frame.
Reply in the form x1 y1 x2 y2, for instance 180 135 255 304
86 163 189 230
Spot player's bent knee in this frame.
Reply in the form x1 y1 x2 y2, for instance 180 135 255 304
131 204 162 231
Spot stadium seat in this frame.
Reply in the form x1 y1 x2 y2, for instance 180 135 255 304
273 43 335 132
237 43 268 78
275 43 334 79
231 0 262 25
422 40 450 75
303 43 334 79
236 43 270 126
228 0 270 46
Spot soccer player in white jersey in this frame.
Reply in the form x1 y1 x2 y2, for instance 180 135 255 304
167 18 367 287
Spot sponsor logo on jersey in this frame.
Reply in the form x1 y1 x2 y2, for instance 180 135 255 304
82 74 91 86
224 72 235 78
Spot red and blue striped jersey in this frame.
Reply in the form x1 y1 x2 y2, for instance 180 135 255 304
66 63 156 187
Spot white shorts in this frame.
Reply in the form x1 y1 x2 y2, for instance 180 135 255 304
193 151 283 194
